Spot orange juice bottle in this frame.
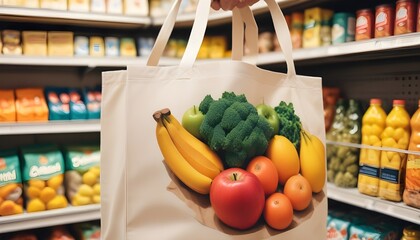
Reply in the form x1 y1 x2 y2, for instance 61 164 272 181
379 99 411 201
403 100 420 208
358 98 387 197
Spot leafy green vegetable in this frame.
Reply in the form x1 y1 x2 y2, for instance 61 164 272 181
199 92 273 168
274 101 301 151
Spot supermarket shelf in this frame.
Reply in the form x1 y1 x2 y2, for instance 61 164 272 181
0 204 100 233
327 183 420 225
0 120 100 135
0 6 151 28
152 0 308 26
257 32 420 65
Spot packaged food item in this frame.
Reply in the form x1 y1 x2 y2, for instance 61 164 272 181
356 9 374 41
63 145 100 206
258 32 274 53
149 0 171 17
74 36 89 56
48 31 74 57
15 88 49 122
43 225 75 240
40 0 67 10
209 36 226 58
89 36 104 57
401 225 420 240
90 0 105 13
21 145 68 212
120 38 136 57
358 99 387 197
320 9 334 46
124 0 148 16
137 37 154 56
322 87 340 131
84 88 101 119
106 0 122 14
73 221 101 240
326 215 350 240
175 39 187 58
290 12 303 49
2 0 24 6
303 7 322 48
163 39 178 58
45 88 70 120
0 149 24 216
68 88 87 120
403 100 420 208
22 31 47 56
332 12 355 44
379 99 411 201
394 0 416 35
23 0 39 7
2 30 22 55
105 37 119 57
375 4 395 38
0 89 16 122
68 0 88 12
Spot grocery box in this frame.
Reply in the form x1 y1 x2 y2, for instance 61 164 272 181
0 149 24 216
48 31 74 57
68 88 87 120
124 0 148 16
0 89 16 122
74 36 89 56
63 145 100 206
22 31 47 56
105 37 120 57
45 87 70 120
83 88 101 119
21 145 68 212
40 0 67 10
2 30 22 55
15 88 49 122
120 38 136 57
68 0 89 12
89 36 104 57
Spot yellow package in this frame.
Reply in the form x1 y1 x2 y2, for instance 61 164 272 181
89 36 104 57
197 36 211 59
48 31 74 57
68 0 89 12
15 88 49 122
0 89 16 122
23 0 39 8
22 31 47 56
379 100 411 202
40 0 67 10
120 38 136 57
0 150 24 216
303 7 323 48
2 0 24 6
209 36 227 59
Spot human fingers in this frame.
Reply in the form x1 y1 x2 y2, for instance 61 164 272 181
220 0 241 10
236 0 259 8
211 0 221 10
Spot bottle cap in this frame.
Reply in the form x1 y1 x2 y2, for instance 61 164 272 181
370 98 382 105
393 99 405 106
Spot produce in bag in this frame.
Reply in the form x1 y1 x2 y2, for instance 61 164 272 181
358 98 387 197
63 145 100 206
21 145 68 212
327 99 362 187
0 149 24 216
379 99 410 201
403 99 420 208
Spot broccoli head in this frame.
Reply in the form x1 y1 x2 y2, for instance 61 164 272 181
199 92 273 168
274 101 301 151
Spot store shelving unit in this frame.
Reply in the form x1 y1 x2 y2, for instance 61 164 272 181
1 0 420 234
0 205 100 234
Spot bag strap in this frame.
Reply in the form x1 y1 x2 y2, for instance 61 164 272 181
232 6 258 64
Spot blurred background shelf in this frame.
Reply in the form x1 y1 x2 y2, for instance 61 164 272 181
0 120 100 135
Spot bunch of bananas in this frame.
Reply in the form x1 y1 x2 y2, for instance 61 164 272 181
153 109 224 195
299 130 326 193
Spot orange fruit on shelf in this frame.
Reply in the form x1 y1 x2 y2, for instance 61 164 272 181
283 174 312 211
246 156 278 196
263 192 294 230
265 135 300 185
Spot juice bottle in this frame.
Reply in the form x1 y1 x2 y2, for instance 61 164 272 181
358 98 387 196
379 99 411 201
403 100 420 208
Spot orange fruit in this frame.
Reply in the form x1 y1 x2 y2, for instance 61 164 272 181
284 175 312 211
246 156 278 196
265 135 300 185
264 192 294 230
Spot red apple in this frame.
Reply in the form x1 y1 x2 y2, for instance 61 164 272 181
210 168 265 230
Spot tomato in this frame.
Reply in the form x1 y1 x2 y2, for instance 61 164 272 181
264 193 293 230
246 156 278 196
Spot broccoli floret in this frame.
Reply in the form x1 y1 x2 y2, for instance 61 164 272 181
199 92 273 168
274 101 301 151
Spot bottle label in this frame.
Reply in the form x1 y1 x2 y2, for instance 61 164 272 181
356 16 368 34
396 7 408 26
380 167 399 183
359 164 380 178
376 12 388 31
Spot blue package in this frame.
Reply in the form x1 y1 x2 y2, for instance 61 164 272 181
45 87 70 120
83 87 101 119
69 88 87 120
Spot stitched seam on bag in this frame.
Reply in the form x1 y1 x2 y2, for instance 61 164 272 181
123 79 128 239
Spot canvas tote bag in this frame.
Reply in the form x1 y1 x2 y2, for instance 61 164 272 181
101 0 327 239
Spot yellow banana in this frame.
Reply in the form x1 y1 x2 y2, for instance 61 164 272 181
156 119 212 195
299 130 326 193
165 114 224 173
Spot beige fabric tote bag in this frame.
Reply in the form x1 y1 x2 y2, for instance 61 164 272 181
101 0 327 239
